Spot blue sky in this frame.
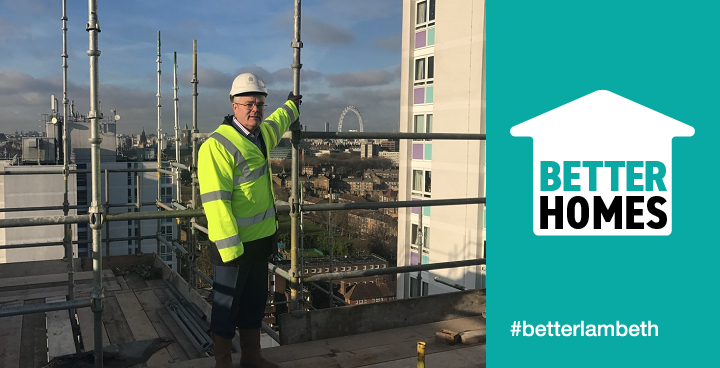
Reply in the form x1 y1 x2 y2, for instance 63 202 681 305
0 0 402 135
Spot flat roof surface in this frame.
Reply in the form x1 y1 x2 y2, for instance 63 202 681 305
0 256 486 368
161 315 485 368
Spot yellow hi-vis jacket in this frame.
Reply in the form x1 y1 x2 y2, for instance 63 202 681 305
198 101 298 263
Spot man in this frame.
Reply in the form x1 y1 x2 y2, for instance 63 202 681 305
198 72 300 368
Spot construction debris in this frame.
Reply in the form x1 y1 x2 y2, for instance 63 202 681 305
460 329 486 345
435 329 460 345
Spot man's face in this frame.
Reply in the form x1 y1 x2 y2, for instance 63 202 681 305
232 95 266 131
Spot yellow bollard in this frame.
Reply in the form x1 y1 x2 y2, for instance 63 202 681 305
417 341 426 368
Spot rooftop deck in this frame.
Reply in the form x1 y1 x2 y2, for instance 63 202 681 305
0 255 485 368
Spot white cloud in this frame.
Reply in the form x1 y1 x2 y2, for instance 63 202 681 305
327 69 396 88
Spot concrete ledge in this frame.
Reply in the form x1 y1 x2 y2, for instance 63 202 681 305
279 289 485 344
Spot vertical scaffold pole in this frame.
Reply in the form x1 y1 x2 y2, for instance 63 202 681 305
104 169 110 255
85 0 104 366
156 31 163 260
61 0 74 313
173 51 181 204
289 0 303 311
190 40 199 287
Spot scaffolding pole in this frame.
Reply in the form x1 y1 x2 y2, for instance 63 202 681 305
302 132 486 140
0 197 482 229
173 51 181 204
190 39 200 288
85 0 104 365
60 0 75 313
0 299 92 318
104 169 110 255
156 30 164 267
289 0 303 312
303 258 486 283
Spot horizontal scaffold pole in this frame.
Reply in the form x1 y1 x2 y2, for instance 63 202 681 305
301 131 486 140
106 208 204 221
0 167 159 176
302 258 485 283
0 298 92 318
0 235 158 249
0 198 484 229
303 197 485 212
0 214 91 228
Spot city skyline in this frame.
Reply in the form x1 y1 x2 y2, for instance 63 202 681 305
0 0 402 135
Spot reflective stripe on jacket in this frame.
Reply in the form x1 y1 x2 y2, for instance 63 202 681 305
198 101 298 262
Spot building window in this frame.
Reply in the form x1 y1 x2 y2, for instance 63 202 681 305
161 186 172 204
413 115 424 141
424 171 431 193
412 170 432 197
411 278 429 297
415 0 436 28
411 223 419 245
423 226 430 249
414 56 434 86
425 114 433 140
413 114 433 141
412 170 422 193
413 56 434 105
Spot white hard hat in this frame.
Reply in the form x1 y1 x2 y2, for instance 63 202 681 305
229 72 268 101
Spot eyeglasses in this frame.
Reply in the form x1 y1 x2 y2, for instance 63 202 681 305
234 102 268 110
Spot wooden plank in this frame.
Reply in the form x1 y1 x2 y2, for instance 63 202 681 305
134 289 190 362
0 301 23 368
115 291 173 365
0 279 120 305
77 307 110 351
0 284 67 303
145 279 166 289
18 299 48 368
460 328 486 344
0 269 114 290
0 259 78 279
117 275 130 290
102 296 135 345
46 296 77 360
124 273 148 290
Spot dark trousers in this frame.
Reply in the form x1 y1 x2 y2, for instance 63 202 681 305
209 260 269 339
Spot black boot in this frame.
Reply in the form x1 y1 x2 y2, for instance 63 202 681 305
239 328 279 368
212 332 234 368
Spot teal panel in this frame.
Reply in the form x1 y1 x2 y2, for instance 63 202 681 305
428 28 435 46
421 254 429 265
424 143 432 160
423 206 431 217
425 86 434 104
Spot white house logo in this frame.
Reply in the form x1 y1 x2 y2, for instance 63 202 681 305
510 90 694 236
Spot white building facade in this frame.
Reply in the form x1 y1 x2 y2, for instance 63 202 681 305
397 0 486 298
1 118 177 270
